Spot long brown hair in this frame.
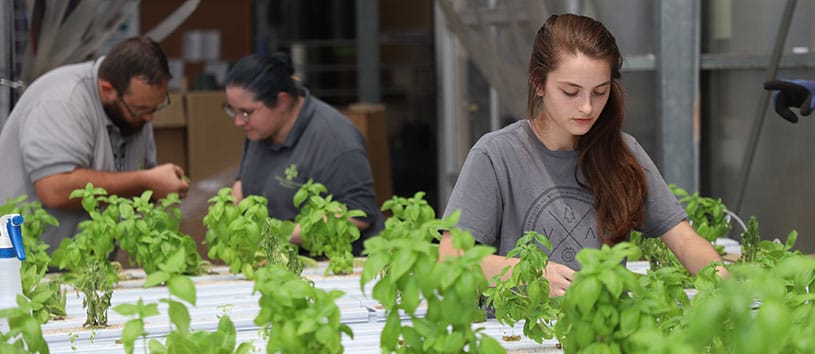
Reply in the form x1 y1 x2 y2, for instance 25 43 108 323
527 14 647 245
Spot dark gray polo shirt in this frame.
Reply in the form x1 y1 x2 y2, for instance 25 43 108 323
237 89 383 254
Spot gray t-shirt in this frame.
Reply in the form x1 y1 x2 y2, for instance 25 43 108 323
0 59 156 250
443 120 686 270
237 89 383 254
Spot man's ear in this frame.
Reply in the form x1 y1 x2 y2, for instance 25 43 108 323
98 80 118 102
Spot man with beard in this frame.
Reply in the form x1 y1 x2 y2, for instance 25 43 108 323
0 36 189 251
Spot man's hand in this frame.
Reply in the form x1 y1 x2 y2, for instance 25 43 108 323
545 261 575 297
764 79 815 123
145 163 189 199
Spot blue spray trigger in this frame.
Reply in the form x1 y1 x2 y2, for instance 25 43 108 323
6 215 25 261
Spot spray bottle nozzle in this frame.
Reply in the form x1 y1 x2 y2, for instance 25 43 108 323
5 214 26 261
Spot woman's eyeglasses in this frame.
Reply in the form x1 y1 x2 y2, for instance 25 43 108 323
222 103 259 123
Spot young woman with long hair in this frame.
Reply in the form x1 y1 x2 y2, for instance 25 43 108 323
440 14 723 296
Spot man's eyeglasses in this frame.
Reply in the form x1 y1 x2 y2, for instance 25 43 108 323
119 94 171 118
222 103 259 123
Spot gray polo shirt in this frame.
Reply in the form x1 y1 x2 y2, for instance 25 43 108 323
0 58 156 250
443 120 686 270
237 89 383 253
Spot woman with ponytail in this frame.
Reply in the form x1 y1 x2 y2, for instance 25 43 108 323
224 53 383 255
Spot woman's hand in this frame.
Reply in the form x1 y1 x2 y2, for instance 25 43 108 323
545 261 576 297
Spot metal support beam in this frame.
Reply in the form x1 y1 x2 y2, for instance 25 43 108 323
564 0 584 14
623 53 815 72
487 0 500 132
434 1 464 211
656 0 700 192
355 0 380 103
0 0 14 128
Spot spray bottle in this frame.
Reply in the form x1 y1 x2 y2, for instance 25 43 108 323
0 214 25 333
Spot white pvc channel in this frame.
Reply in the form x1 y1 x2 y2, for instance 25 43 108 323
39 261 659 353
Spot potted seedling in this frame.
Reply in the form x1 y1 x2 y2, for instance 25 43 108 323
670 184 732 244
50 184 119 327
253 264 352 354
295 180 365 275
204 188 302 278
379 192 437 240
362 210 506 353
115 190 203 276
483 231 559 343
555 242 690 353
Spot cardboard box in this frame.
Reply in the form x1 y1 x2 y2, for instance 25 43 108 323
152 92 185 128
151 91 243 261
185 91 245 180
153 127 188 172
343 103 393 208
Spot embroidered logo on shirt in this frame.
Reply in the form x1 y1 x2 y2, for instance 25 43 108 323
276 163 304 189
284 164 298 180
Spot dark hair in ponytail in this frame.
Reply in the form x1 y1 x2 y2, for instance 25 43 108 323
225 52 300 108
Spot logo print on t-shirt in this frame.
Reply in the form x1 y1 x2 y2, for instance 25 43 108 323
563 205 576 223
522 186 598 270
561 247 577 263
